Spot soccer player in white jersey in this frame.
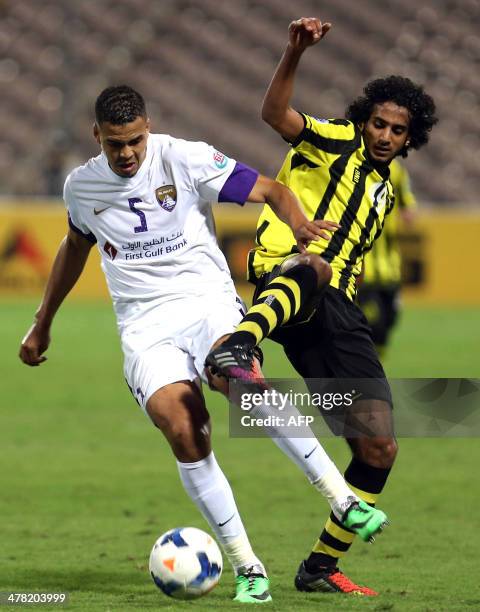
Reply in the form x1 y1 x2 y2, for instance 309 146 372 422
20 85 387 603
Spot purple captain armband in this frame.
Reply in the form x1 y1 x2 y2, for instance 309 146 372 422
67 213 97 244
218 162 259 205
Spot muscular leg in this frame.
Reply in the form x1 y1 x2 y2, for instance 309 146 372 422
146 380 211 462
307 400 397 570
206 297 391 595
223 254 332 348
146 381 264 573
280 337 396 574
345 399 398 469
207 338 379 523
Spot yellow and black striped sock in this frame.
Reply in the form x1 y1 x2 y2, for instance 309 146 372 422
226 265 318 347
305 458 391 571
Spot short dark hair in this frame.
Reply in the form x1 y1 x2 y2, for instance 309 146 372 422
95 85 147 125
346 75 438 157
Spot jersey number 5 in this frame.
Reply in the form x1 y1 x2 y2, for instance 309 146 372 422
128 198 148 233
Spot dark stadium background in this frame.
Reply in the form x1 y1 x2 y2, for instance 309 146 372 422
1 0 479 201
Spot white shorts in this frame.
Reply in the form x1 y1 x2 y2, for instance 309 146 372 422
121 292 245 411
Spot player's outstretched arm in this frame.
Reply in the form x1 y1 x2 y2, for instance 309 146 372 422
262 17 331 142
247 174 339 253
19 229 93 366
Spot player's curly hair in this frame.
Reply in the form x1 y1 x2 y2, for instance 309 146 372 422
95 85 147 125
346 75 438 157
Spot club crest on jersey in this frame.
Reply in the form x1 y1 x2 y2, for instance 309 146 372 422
370 181 388 215
213 150 228 169
155 185 177 212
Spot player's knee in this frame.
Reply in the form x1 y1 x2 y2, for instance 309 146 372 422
146 391 211 460
280 253 332 288
380 438 398 466
148 408 187 444
168 420 201 448
355 437 398 468
167 419 212 461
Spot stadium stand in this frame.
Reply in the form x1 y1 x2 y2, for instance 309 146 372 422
0 0 479 202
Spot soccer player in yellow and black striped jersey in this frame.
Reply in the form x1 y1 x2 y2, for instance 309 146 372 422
206 17 437 596
357 159 417 356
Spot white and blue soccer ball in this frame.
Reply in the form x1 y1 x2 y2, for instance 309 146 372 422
149 527 223 599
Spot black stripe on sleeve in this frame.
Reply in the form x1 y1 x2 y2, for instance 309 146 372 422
289 112 309 147
328 119 351 126
291 115 357 155
290 153 319 171
302 128 358 156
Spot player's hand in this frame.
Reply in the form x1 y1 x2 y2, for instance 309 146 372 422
288 17 332 51
19 322 50 366
293 219 340 253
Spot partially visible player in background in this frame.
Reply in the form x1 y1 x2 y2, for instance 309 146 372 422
357 159 417 357
18 85 387 605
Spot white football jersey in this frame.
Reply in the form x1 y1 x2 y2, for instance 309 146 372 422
65 134 256 328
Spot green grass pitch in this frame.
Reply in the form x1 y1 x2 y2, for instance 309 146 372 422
1 302 479 611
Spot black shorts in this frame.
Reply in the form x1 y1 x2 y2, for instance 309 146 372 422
356 285 400 347
253 271 392 409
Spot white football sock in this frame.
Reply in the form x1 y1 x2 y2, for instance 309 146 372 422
312 465 359 520
248 395 358 520
177 452 265 575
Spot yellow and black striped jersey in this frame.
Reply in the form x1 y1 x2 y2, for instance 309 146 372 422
362 159 417 286
248 114 395 300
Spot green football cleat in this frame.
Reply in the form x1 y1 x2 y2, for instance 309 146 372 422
342 500 389 543
234 568 272 604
